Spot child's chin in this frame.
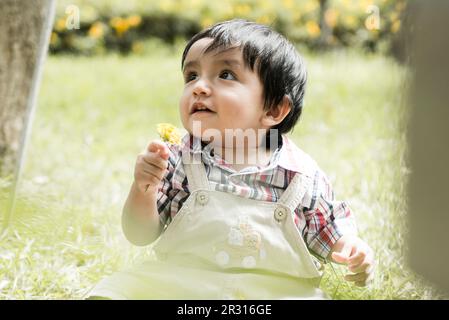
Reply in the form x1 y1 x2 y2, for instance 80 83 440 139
188 129 224 146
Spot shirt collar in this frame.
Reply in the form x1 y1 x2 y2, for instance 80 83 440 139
179 133 313 176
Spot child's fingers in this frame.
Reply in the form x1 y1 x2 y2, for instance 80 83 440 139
142 152 168 171
348 250 365 267
331 252 348 264
135 170 164 191
147 140 170 160
349 261 372 274
349 246 373 268
141 163 166 180
331 242 353 264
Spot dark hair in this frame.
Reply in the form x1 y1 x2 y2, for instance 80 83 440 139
181 19 307 135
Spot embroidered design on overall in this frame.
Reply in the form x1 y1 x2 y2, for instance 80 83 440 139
213 215 266 269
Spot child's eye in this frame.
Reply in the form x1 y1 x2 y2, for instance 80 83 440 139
219 70 236 80
184 72 198 83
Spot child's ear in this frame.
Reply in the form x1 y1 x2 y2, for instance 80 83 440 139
261 96 292 127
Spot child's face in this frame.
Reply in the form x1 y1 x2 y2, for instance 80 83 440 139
179 37 270 147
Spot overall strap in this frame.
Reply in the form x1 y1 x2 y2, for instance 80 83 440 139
182 151 210 192
278 172 314 212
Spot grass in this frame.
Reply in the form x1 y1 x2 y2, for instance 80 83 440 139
0 46 446 299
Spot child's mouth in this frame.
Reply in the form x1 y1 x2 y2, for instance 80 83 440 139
191 102 215 114
192 110 214 115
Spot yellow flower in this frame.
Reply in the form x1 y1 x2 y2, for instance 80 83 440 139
50 32 59 46
55 18 66 32
282 0 295 10
256 15 272 25
391 20 401 33
234 4 251 16
343 15 358 29
110 17 130 37
88 22 104 39
201 17 214 29
157 123 182 145
127 15 142 28
325 8 339 28
306 21 321 38
304 0 319 13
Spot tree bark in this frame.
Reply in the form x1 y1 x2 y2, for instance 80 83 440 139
407 0 449 295
317 0 332 50
0 0 50 177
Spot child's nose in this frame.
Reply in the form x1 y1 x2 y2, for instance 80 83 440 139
192 79 211 97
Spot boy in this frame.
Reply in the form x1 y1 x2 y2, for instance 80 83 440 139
92 19 374 300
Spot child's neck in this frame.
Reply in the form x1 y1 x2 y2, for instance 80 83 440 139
214 145 273 172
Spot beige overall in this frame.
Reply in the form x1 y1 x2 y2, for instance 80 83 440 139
88 152 328 299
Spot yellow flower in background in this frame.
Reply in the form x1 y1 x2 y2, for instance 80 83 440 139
234 4 251 16
325 8 339 28
55 18 66 32
88 22 104 39
343 15 358 29
110 17 130 37
304 0 319 13
306 21 321 38
157 123 182 145
127 15 142 28
256 15 272 25
201 17 214 29
282 0 295 10
50 32 59 46
391 20 401 33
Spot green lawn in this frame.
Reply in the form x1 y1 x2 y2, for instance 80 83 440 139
0 47 446 299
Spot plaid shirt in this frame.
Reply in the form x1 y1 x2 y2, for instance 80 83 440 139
157 134 357 260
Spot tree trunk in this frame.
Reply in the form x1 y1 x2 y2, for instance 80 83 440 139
317 0 332 50
0 0 52 177
407 0 449 294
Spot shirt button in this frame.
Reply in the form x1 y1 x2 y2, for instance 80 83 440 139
196 191 209 205
274 206 288 222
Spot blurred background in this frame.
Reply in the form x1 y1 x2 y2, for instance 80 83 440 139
48 0 405 56
0 0 447 299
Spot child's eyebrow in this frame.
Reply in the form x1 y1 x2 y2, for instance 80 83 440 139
215 59 242 68
183 60 199 72
182 59 242 72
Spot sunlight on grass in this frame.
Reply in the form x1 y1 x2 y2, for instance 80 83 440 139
0 47 446 299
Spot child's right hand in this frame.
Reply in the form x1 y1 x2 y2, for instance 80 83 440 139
134 140 170 194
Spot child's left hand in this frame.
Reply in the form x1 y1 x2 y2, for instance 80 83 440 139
329 235 375 287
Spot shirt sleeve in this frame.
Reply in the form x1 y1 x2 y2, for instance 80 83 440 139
302 170 358 260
